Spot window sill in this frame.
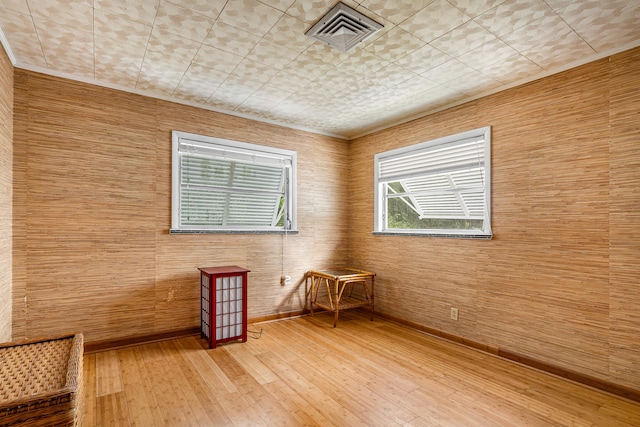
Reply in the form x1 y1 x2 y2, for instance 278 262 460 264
170 229 299 235
372 231 492 239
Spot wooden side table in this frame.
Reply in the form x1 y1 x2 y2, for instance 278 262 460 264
306 268 375 327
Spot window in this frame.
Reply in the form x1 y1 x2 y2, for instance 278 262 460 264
374 126 491 238
171 131 296 233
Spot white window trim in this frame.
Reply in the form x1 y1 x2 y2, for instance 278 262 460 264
171 130 297 234
374 126 492 238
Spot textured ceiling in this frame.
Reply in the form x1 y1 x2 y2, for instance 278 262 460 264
0 0 639 139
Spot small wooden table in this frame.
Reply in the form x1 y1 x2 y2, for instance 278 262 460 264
307 268 375 327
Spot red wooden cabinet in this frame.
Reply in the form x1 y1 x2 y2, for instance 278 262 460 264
198 265 250 349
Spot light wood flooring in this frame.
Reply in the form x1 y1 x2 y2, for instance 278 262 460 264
84 310 640 426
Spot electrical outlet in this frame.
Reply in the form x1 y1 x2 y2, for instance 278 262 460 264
450 307 459 321
280 275 292 286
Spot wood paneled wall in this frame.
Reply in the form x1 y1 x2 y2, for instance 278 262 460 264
348 46 640 392
609 47 640 391
9 44 640 394
12 71 349 343
0 44 12 342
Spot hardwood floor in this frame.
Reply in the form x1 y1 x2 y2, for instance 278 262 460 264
84 311 640 426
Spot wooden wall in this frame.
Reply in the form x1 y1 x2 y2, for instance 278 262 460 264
0 43 12 342
9 42 639 394
348 46 640 392
12 71 349 343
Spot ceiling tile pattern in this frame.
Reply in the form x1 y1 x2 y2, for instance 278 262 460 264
0 0 638 138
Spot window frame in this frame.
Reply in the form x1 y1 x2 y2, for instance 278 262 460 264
373 126 492 239
170 130 297 234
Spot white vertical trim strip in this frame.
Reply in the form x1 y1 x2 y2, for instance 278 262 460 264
0 27 17 65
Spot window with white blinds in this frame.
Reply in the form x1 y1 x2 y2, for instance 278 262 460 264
374 126 491 238
171 131 297 233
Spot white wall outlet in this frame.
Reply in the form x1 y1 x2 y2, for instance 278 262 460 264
450 307 459 321
281 275 292 286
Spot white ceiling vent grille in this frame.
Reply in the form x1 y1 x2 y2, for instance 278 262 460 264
305 2 383 52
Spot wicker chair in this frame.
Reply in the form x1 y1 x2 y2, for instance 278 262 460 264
0 333 84 426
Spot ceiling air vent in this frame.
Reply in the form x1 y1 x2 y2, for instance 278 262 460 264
305 2 383 52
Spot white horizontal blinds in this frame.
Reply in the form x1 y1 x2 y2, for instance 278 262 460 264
400 169 486 219
451 169 486 218
180 157 229 226
224 162 284 226
178 138 292 169
380 135 485 221
378 136 484 182
179 142 287 228
375 126 491 236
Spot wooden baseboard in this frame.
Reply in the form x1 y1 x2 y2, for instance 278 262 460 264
498 349 640 403
249 310 307 324
376 312 500 356
84 327 200 354
84 311 307 353
375 311 640 403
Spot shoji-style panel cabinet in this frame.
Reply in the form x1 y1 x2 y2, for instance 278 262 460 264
198 266 250 349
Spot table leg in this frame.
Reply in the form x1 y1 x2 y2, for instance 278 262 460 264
309 275 314 316
333 278 339 327
370 275 375 321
